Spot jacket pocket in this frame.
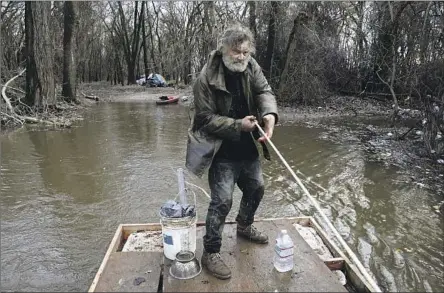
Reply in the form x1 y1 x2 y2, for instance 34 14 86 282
185 130 217 177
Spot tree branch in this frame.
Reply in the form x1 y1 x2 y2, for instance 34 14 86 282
2 69 26 112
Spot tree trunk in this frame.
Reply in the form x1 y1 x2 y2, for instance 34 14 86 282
146 8 158 73
263 2 279 78
371 3 391 92
373 1 408 93
420 2 432 64
423 95 443 158
353 2 367 91
152 2 164 74
182 2 200 84
278 12 308 98
25 2 38 106
248 1 257 39
203 1 216 55
130 2 143 84
127 61 136 84
25 1 56 108
88 57 93 82
82 64 86 83
141 1 149 81
98 51 102 81
62 1 78 102
116 2 143 84
116 55 124 86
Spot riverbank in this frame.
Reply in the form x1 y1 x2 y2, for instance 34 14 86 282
0 82 178 133
276 94 444 213
79 81 190 102
299 108 444 212
0 97 97 134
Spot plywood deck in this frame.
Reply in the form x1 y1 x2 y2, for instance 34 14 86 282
163 219 347 292
93 252 163 292
91 219 349 292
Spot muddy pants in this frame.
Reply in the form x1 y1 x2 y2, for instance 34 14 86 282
203 157 265 253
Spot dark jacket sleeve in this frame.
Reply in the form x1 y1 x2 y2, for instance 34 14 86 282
193 74 242 141
250 58 279 124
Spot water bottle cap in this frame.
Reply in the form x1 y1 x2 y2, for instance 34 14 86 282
281 229 287 234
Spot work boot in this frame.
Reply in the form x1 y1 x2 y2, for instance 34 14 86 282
237 224 269 244
201 251 231 280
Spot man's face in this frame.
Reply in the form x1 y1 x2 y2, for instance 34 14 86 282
222 40 251 73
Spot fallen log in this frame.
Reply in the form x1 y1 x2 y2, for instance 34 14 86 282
81 91 99 101
1 111 71 128
22 116 56 125
84 95 99 101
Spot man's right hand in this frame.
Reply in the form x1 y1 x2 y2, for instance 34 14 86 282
241 115 257 132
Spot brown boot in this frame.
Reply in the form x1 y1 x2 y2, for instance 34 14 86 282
237 224 269 244
201 251 231 280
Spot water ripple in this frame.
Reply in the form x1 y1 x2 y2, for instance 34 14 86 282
1 105 442 292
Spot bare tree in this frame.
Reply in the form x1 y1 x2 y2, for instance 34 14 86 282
151 2 164 74
263 1 279 78
140 1 149 80
203 1 216 57
374 1 409 117
423 95 444 158
145 5 158 73
62 1 78 101
112 2 144 84
25 1 56 108
248 1 257 39
1 2 25 79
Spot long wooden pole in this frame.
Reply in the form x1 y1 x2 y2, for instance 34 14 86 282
255 122 382 292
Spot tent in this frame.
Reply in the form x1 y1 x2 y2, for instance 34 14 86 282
147 73 167 87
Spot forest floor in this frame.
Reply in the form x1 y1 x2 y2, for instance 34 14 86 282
2 81 443 212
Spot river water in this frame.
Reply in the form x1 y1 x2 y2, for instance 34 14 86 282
1 99 443 292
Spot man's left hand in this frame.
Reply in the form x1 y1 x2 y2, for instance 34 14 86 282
257 114 275 143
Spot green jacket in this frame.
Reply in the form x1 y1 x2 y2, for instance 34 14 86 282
185 50 279 177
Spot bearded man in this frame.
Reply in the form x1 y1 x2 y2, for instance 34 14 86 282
185 24 278 280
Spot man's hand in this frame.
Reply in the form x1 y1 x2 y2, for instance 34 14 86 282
241 115 257 132
257 114 275 143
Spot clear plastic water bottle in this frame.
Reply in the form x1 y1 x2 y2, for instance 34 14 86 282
274 229 294 272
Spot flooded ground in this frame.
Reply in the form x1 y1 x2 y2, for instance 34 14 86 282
1 93 443 292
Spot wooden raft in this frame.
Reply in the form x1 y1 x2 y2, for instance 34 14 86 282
89 217 369 292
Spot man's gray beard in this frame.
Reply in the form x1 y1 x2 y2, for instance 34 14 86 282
222 54 250 72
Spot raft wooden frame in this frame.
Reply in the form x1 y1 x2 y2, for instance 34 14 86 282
89 216 378 292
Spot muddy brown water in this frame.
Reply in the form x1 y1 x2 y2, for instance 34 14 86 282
1 99 443 292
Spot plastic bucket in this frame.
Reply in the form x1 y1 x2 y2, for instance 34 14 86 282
160 214 197 260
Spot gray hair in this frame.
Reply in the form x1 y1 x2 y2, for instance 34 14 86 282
217 24 256 55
